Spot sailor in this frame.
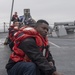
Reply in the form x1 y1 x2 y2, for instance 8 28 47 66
6 19 63 75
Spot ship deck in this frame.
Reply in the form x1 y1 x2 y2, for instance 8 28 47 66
0 32 75 75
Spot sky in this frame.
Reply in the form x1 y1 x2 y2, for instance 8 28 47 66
0 0 75 26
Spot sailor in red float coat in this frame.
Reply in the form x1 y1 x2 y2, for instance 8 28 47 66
6 20 63 75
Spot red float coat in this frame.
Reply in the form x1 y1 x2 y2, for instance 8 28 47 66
10 27 49 62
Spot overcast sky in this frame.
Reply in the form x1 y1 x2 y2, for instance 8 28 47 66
0 0 75 25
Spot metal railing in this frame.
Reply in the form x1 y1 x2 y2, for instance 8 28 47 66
0 22 9 33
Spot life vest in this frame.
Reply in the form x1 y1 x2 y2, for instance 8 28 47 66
8 25 19 42
10 27 49 62
13 26 28 41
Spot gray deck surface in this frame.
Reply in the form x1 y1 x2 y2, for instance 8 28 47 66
0 33 75 75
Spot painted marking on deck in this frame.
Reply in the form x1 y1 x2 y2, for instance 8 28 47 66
49 41 61 48
0 39 4 45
